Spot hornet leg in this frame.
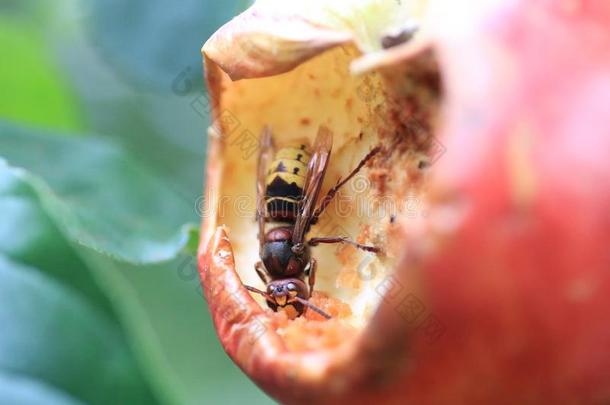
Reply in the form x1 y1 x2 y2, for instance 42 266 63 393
307 258 317 298
254 261 270 285
308 236 381 253
244 285 274 304
310 146 380 225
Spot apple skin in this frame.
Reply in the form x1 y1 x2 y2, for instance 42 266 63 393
397 2 610 403
199 1 610 403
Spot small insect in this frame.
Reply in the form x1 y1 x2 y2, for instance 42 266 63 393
245 125 381 319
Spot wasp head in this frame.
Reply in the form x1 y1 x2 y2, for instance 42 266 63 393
267 278 308 307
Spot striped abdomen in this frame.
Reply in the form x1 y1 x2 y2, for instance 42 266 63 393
265 145 311 221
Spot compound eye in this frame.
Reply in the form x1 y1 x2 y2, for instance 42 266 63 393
287 283 299 297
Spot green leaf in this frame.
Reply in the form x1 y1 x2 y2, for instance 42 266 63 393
0 163 113 313
0 153 156 403
0 128 271 404
84 0 244 92
0 254 156 405
54 16 208 210
78 251 274 405
0 16 84 132
0 372 82 405
0 121 197 263
49 0 245 208
0 1 274 403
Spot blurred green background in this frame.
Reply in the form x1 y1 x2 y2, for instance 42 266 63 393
0 0 273 403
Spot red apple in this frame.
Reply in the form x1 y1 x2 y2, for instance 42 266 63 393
198 1 610 403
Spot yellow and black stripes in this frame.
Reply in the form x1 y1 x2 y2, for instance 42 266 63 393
265 145 311 221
